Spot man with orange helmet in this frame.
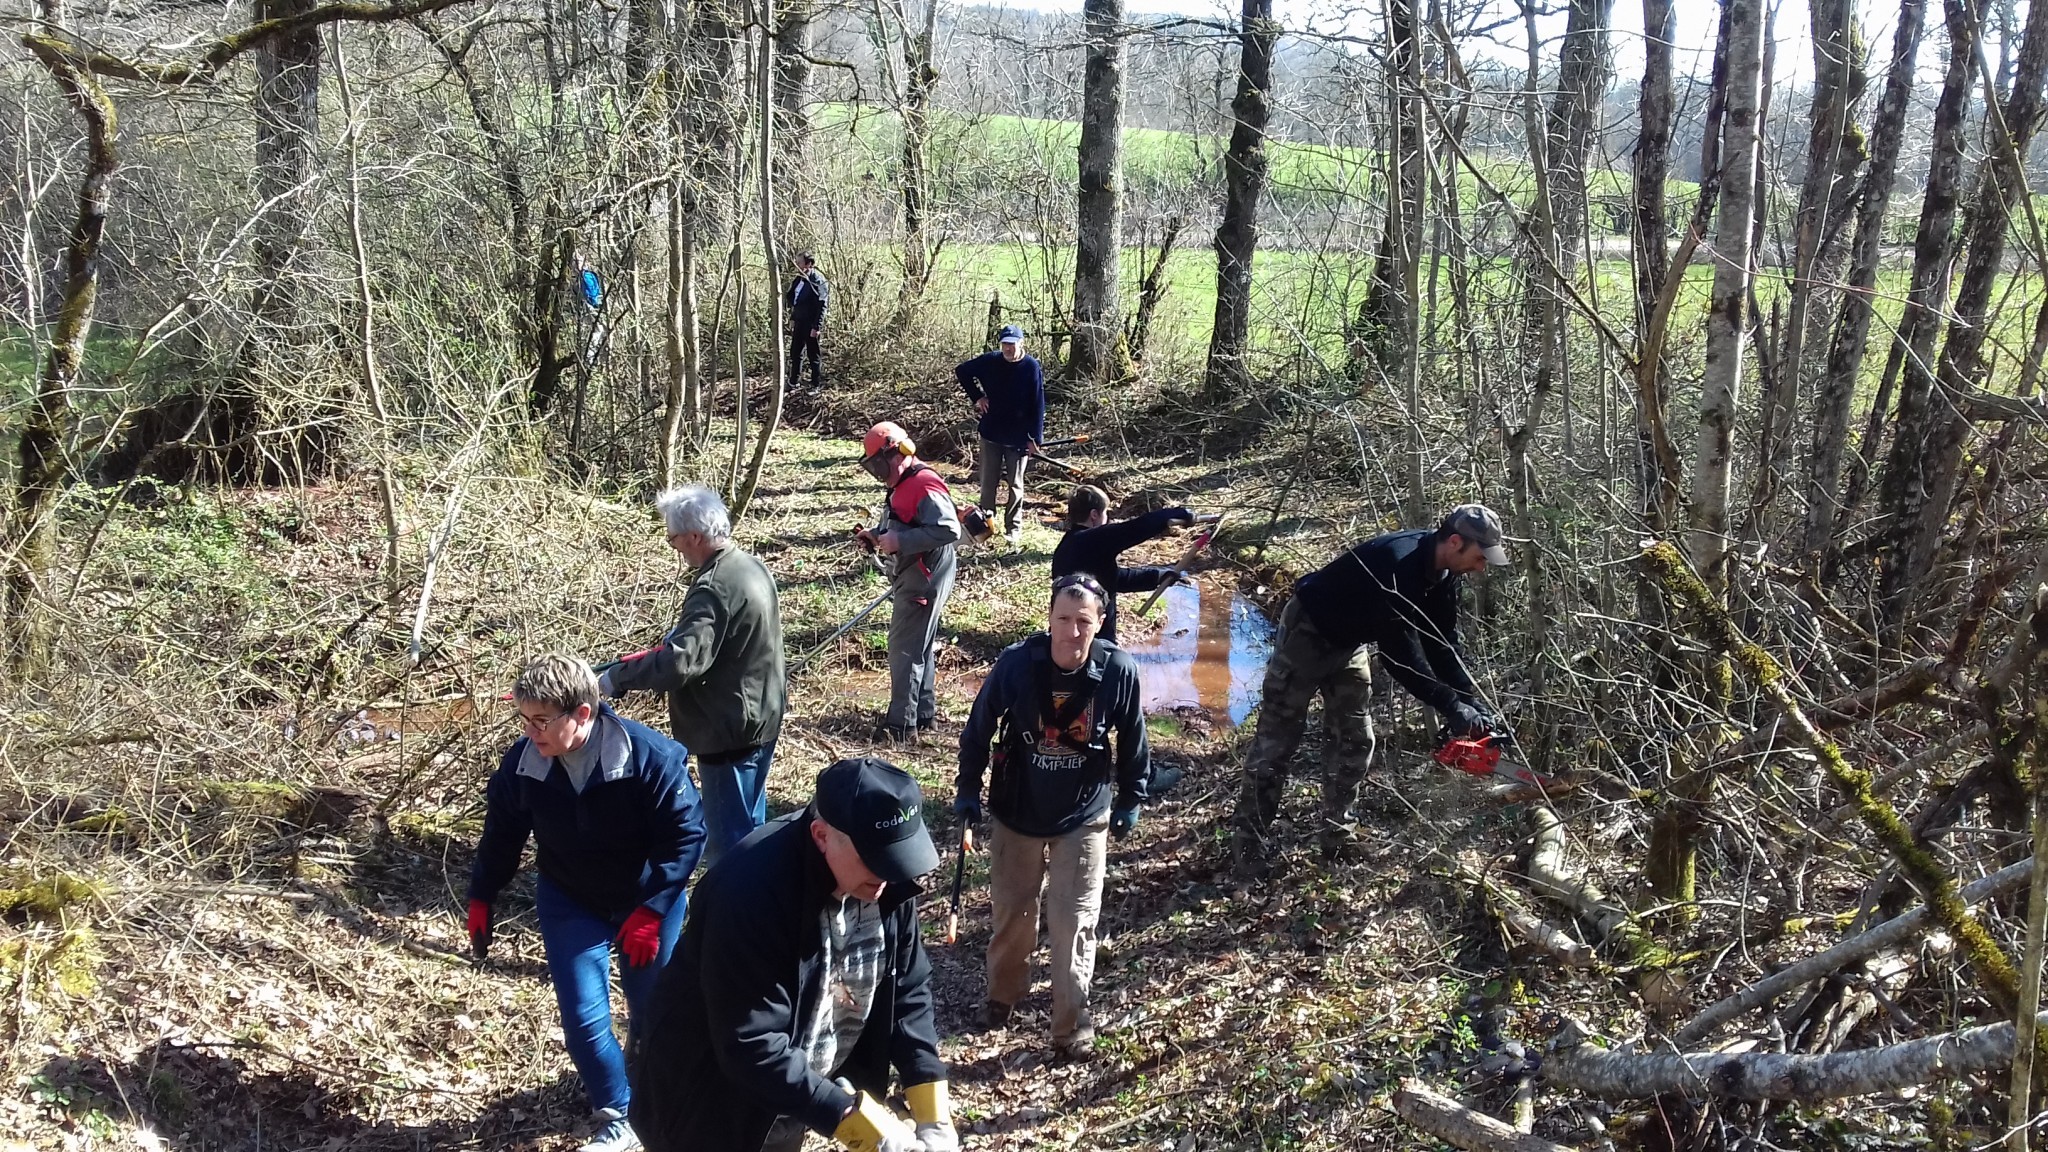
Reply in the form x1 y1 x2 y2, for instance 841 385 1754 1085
856 422 962 742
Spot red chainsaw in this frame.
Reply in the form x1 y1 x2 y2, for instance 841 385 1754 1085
1432 729 1561 793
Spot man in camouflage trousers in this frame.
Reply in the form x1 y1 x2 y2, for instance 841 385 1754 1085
1231 505 1512 873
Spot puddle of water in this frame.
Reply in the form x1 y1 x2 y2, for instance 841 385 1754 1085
1120 581 1275 727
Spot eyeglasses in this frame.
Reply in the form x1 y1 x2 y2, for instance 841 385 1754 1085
1051 573 1107 602
518 710 567 733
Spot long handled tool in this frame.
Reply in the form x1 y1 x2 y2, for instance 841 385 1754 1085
788 585 892 674
1136 513 1225 616
945 825 975 944
1037 434 1091 451
1026 451 1086 476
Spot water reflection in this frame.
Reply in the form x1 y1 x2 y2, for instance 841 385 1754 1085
1120 581 1275 726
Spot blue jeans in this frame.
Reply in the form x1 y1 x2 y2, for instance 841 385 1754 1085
697 741 776 866
535 874 685 1115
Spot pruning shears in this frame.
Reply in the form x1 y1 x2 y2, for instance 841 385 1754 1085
945 826 976 944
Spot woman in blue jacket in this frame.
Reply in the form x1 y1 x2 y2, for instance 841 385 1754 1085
467 654 706 1152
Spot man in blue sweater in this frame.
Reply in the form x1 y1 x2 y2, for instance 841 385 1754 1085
1230 504 1511 874
954 325 1044 544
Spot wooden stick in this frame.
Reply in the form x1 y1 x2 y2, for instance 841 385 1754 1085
1549 1015 2048 1100
1390 1080 1574 1152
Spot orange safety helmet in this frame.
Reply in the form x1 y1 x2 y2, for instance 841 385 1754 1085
861 421 916 461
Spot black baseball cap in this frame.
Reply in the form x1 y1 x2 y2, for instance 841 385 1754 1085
812 758 940 883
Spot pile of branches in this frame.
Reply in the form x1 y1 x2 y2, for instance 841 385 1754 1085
1391 541 2048 1151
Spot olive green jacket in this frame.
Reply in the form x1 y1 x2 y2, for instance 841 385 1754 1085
609 545 787 758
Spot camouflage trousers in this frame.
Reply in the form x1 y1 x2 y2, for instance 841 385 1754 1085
1230 597 1376 856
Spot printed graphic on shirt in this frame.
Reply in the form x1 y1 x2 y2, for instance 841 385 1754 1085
1031 690 1096 774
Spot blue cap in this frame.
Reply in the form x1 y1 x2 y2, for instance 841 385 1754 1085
997 324 1024 344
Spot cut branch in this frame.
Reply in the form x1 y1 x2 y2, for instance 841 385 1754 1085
1549 1016 2043 1100
1391 1080 1575 1152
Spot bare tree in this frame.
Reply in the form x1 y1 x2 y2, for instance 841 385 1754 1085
1802 0 1926 561
1688 0 1764 596
1069 0 1127 389
1201 0 1274 401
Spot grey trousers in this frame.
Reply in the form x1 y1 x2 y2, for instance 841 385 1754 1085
978 438 1028 531
886 566 954 730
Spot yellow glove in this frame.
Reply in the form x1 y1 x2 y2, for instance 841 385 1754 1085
833 1091 919 1152
906 1081 949 1126
908 1082 959 1152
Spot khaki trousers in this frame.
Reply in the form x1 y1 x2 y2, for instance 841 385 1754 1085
986 814 1109 1043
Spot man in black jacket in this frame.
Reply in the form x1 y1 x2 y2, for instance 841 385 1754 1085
1049 484 1196 644
787 252 828 389
1230 504 1511 873
633 757 956 1152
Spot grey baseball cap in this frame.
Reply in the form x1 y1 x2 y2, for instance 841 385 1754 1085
1442 504 1511 566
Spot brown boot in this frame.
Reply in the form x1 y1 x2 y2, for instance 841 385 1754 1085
980 999 1013 1030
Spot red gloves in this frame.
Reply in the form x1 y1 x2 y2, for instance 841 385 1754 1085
466 900 492 958
617 906 663 967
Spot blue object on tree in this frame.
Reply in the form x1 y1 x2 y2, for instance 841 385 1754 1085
581 269 604 311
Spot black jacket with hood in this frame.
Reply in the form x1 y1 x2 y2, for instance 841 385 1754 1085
631 810 946 1152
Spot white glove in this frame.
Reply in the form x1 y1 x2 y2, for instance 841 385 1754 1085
915 1121 961 1152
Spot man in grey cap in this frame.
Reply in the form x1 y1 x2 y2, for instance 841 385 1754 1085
1229 504 1512 872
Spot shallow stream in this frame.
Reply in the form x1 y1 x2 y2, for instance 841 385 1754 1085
1119 579 1275 727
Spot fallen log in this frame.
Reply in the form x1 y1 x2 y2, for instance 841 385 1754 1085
1548 1016 2040 1100
1675 857 2031 1047
1391 1079 1576 1152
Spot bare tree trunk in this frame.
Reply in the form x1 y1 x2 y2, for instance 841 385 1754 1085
1878 0 2048 641
893 0 939 315
1803 0 1926 561
773 0 814 173
735 3 785 520
1632 0 1678 531
1688 0 1764 596
1754 0 1865 531
1069 0 1127 390
8 31 115 673
1127 214 1181 364
331 26 402 601
1201 0 1274 402
1354 0 1420 384
1397 0 1427 523
1863 0 1982 616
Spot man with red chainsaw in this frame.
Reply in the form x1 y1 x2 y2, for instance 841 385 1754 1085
1229 504 1511 873
857 421 962 743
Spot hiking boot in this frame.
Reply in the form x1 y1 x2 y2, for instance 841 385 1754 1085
1230 830 1274 880
1149 764 1185 797
578 1111 642 1152
917 715 939 732
1056 1023 1097 1062
873 722 918 745
981 999 1014 1029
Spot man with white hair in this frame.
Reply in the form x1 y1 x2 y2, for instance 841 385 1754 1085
604 485 788 865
